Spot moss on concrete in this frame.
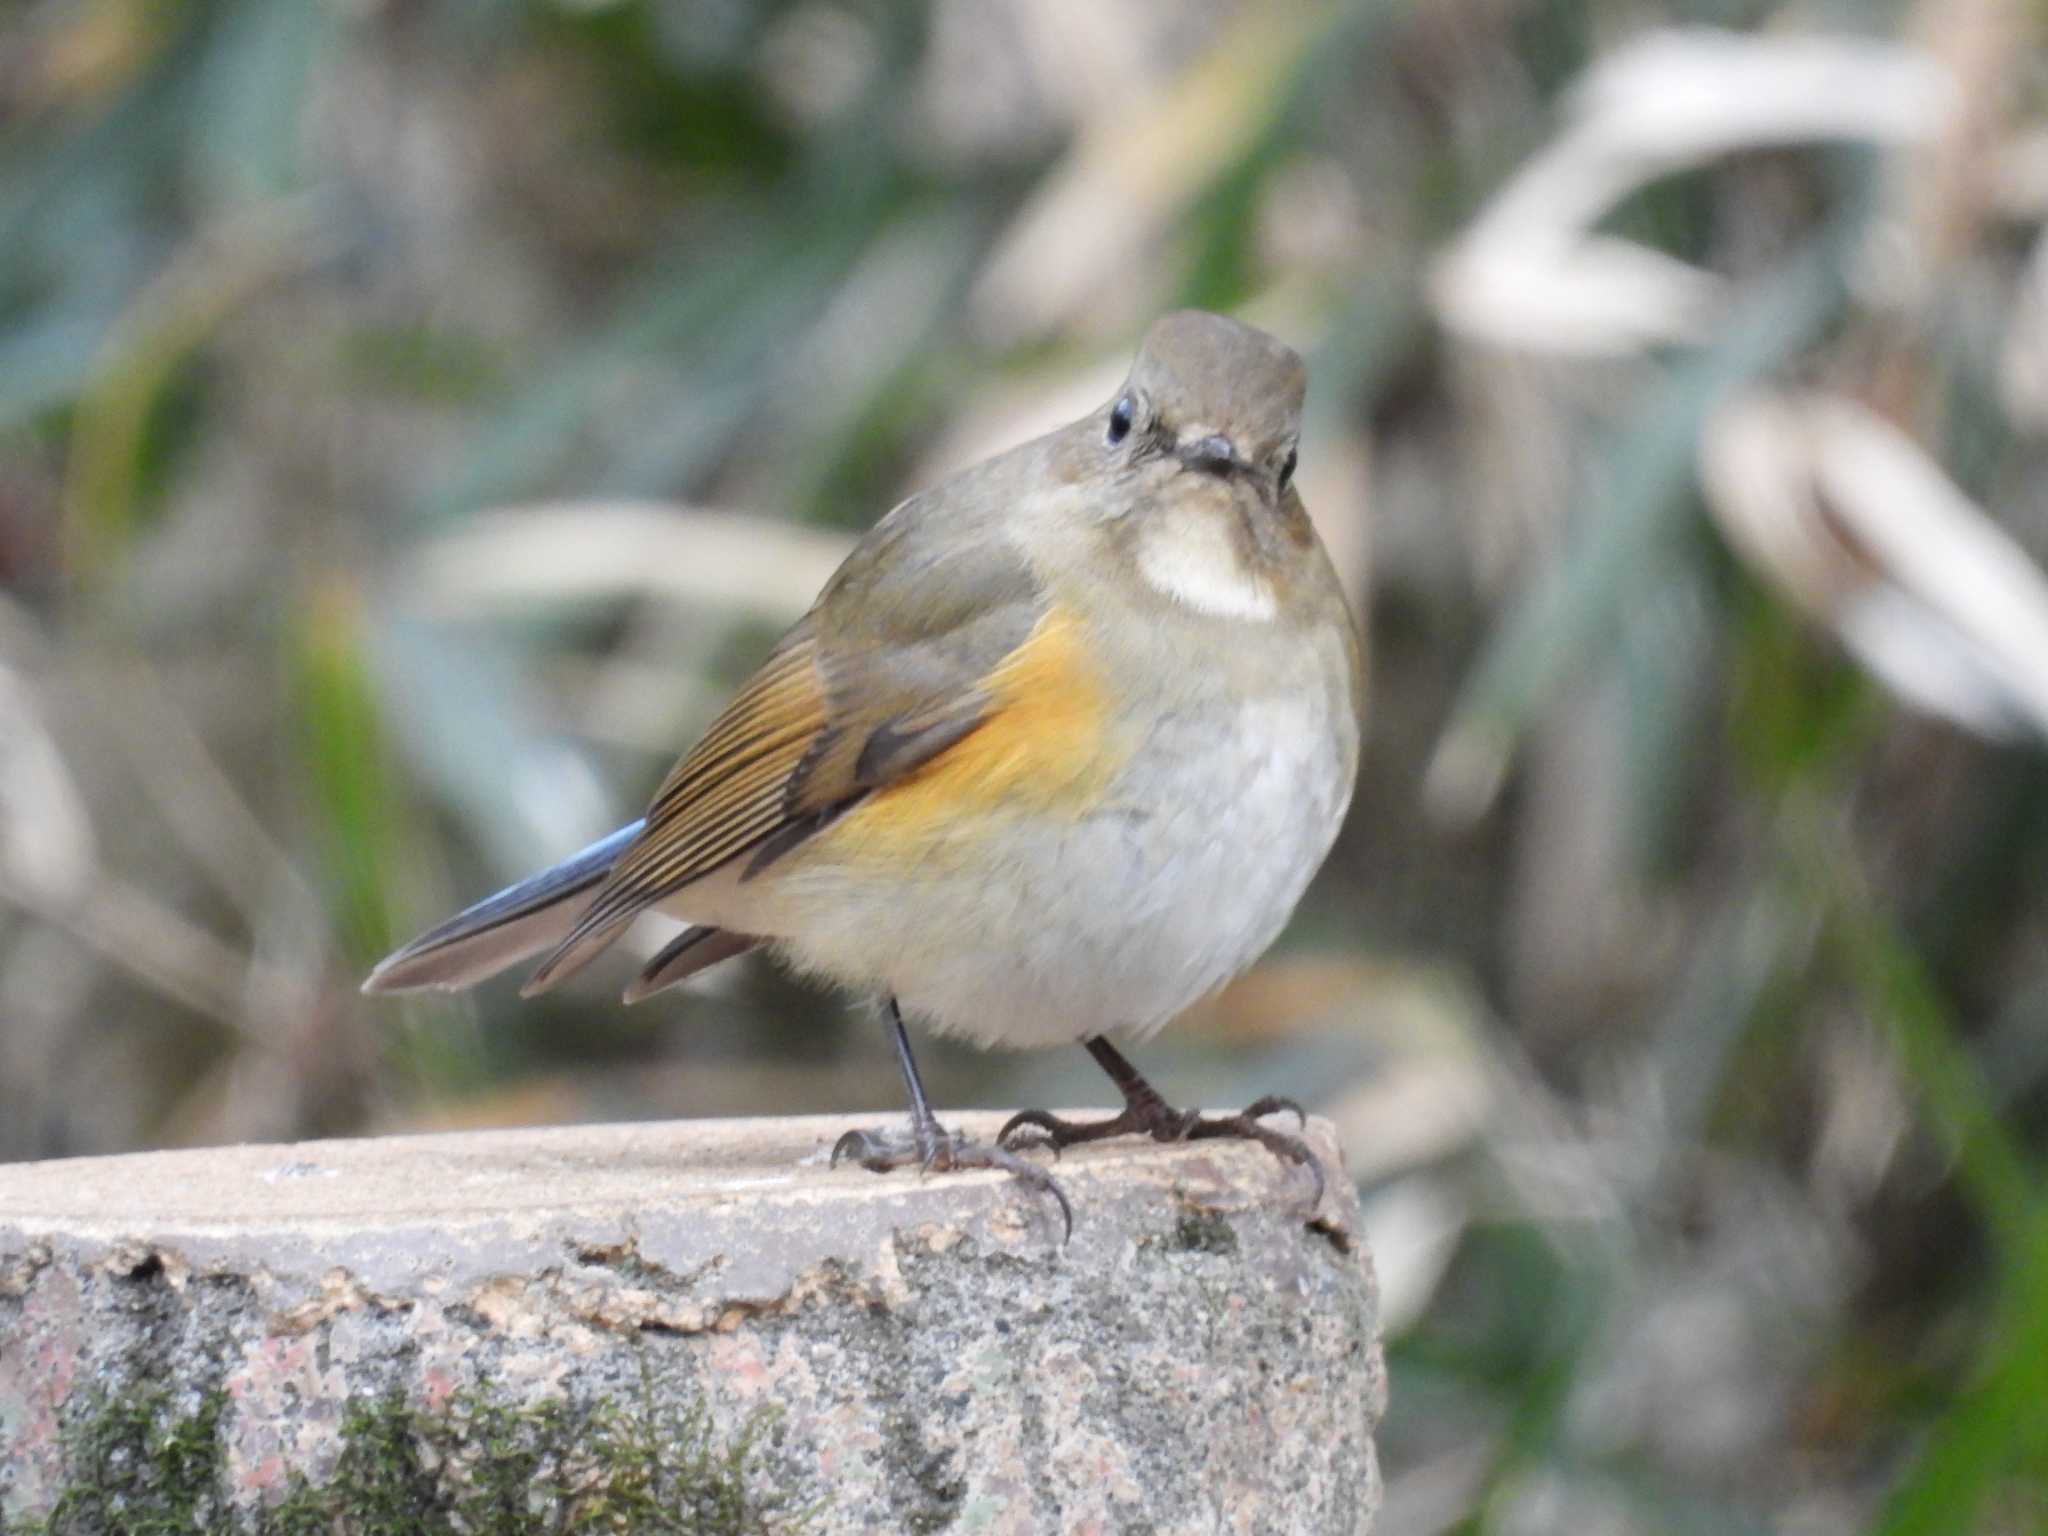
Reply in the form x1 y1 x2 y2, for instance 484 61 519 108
16 1384 229 1535
13 1378 814 1536
1171 1208 1241 1257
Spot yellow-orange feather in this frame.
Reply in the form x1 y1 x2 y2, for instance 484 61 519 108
522 602 1121 991
815 605 1123 869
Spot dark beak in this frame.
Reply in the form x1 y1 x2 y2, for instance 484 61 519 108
1180 434 1241 478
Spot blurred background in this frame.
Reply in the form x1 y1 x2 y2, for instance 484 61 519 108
3 0 2047 1528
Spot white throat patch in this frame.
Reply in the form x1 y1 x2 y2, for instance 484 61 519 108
1136 518 1277 621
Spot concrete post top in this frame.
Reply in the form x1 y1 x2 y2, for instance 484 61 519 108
0 1114 1383 1533
0 1112 1360 1307
0 1111 1341 1222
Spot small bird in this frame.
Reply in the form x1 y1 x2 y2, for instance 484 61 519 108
365 310 1365 1235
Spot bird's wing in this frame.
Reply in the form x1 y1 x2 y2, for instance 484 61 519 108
522 499 1045 992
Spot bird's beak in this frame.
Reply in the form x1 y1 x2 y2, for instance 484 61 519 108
1179 433 1242 478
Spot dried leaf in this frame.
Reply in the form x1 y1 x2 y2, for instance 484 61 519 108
1433 29 1950 354
1702 390 2048 739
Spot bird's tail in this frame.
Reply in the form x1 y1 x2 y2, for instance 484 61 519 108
362 821 646 994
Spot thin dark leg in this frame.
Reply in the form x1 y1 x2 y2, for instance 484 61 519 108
1000 1036 1324 1210
1084 1037 1173 1109
829 997 1074 1239
886 999 941 1145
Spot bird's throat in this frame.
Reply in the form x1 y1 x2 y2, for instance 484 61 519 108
1133 504 1279 622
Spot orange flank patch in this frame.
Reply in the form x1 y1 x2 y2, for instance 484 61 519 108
820 604 1124 866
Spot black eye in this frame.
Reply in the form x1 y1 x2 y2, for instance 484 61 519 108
1278 446 1298 491
1107 395 1134 446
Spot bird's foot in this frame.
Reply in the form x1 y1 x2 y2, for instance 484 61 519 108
1000 1093 1324 1210
830 1122 1074 1242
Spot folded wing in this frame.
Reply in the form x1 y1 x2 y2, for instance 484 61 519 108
522 505 1045 994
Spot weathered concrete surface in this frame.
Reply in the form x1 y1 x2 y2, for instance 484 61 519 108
0 1112 1382 1533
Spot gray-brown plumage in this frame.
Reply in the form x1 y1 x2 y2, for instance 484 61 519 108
366 310 1364 1234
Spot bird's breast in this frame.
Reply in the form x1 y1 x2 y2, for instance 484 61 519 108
734 610 1357 1046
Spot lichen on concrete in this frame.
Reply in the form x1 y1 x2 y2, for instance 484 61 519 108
0 1113 1384 1534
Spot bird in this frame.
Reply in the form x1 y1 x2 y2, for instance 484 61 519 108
364 309 1366 1237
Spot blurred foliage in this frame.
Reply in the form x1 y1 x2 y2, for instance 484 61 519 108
3 0 2048 1531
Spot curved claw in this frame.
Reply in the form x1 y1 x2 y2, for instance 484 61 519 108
1041 1177 1075 1245
996 1108 1066 1158
997 1108 1055 1145
830 1128 883 1170
955 1143 1075 1243
1285 1138 1327 1213
1263 1127 1327 1212
826 1123 1075 1244
1182 1111 1328 1214
1240 1095 1310 1131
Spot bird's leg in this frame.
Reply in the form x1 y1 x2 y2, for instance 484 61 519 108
999 1036 1325 1208
830 997 1073 1239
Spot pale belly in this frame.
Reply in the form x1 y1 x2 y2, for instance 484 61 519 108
700 691 1356 1049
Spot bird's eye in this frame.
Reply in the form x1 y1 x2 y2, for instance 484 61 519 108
1107 395 1135 446
1278 446 1298 492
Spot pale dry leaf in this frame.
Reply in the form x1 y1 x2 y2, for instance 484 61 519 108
1319 962 1497 1186
0 668 95 908
1813 397 2048 737
403 503 855 625
1356 1175 1469 1335
1878 0 2031 305
1700 393 1871 617
1433 29 1952 354
911 0 1170 167
1701 390 2048 739
968 3 1334 344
